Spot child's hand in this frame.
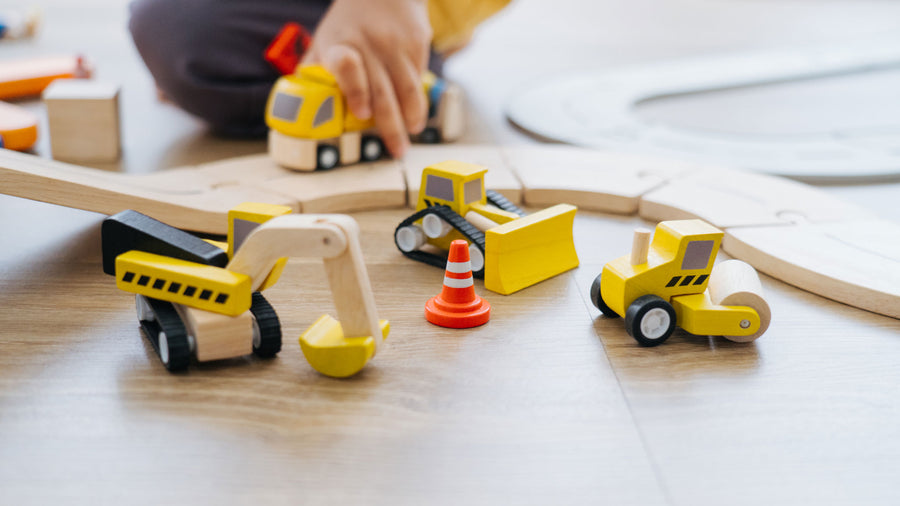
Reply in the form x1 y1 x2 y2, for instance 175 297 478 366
303 0 432 158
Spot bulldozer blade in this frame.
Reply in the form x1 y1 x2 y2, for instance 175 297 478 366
299 314 390 378
484 204 579 295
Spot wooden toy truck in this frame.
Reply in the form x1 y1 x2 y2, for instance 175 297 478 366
265 64 464 171
394 160 579 295
591 220 771 346
102 203 388 378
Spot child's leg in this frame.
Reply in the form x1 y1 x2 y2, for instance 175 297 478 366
129 0 444 137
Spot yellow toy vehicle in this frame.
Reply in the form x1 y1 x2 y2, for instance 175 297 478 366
394 160 579 295
102 203 388 378
591 220 771 346
265 64 464 171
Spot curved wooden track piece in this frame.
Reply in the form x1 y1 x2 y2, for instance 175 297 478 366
724 220 900 319
0 150 406 233
0 143 897 319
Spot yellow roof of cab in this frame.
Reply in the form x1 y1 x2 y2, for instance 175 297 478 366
425 160 487 179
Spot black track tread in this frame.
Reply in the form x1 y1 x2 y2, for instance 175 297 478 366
137 295 191 371
485 190 526 217
394 205 487 279
249 292 282 358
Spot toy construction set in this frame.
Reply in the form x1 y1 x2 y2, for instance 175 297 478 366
2 38 898 380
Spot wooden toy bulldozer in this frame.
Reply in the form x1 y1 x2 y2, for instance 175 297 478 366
394 161 579 295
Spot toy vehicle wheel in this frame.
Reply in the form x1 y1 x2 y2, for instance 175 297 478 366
468 243 485 273
316 145 340 170
590 273 619 317
360 136 385 161
419 127 441 144
395 224 426 252
249 292 282 358
625 295 676 347
135 295 191 371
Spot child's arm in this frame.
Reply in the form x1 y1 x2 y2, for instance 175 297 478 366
302 0 432 158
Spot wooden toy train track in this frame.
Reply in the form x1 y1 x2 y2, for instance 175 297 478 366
0 144 897 320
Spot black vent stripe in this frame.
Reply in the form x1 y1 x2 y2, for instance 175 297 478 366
666 276 681 287
680 275 695 286
694 274 709 285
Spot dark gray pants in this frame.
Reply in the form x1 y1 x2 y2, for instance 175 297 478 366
129 0 444 137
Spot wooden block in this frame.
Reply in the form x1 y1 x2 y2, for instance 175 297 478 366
503 145 694 214
0 55 90 100
253 158 407 213
0 101 38 151
400 144 522 206
174 303 254 362
43 79 121 162
723 219 900 319
639 166 875 228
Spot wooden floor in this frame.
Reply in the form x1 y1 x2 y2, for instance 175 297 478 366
2 1 900 504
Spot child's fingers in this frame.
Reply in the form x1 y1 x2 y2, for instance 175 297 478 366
366 59 409 157
323 45 372 120
388 58 428 134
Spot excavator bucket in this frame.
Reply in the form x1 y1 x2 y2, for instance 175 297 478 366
484 204 579 295
298 315 390 378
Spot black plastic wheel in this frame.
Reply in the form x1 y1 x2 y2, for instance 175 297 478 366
316 145 340 170
418 127 441 144
249 292 282 358
590 273 619 318
136 295 191 371
624 295 677 347
360 135 385 161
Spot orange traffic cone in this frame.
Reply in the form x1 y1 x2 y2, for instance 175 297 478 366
425 240 491 328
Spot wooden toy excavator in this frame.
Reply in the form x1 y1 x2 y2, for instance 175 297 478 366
102 203 388 378
591 220 771 346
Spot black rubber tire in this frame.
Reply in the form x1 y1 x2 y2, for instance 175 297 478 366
136 295 191 371
249 292 282 358
418 127 441 144
590 273 619 318
360 135 385 161
624 294 676 347
316 145 340 170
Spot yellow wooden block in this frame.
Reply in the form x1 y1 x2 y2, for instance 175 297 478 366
115 251 252 316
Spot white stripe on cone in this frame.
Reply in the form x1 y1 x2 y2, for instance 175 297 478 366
445 261 472 274
443 276 473 289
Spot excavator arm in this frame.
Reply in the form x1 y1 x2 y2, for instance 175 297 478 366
228 214 388 377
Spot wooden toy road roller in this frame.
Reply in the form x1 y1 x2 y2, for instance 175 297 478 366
394 160 579 295
591 220 771 346
103 203 388 378
265 64 464 171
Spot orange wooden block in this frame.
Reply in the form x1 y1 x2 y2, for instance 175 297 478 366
0 55 91 100
0 102 38 151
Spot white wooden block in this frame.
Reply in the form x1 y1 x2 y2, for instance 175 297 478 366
639 166 874 228
399 144 522 206
723 219 900 319
43 79 121 163
502 145 695 214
